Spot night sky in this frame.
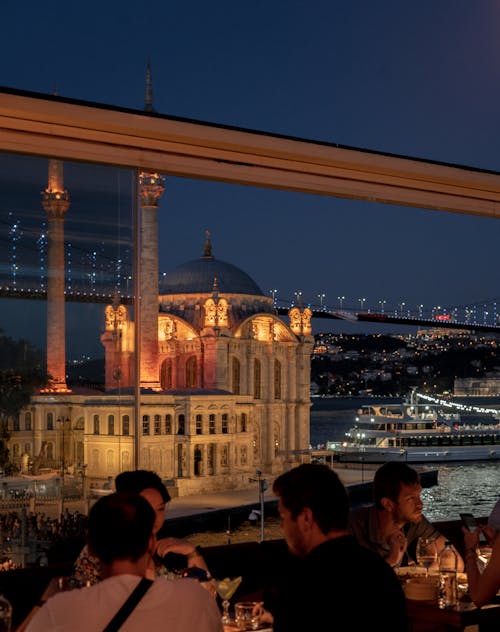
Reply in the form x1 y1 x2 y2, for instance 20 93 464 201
1 1 499 357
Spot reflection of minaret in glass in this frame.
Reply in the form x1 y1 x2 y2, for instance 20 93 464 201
41 159 70 391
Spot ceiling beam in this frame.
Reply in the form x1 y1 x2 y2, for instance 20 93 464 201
1 89 499 218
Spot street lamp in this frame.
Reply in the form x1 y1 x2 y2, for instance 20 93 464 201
317 293 326 310
358 297 366 311
56 417 70 483
294 290 302 305
378 299 386 314
269 288 278 304
249 469 268 542
337 295 345 309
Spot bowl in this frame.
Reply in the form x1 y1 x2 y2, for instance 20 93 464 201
403 576 439 602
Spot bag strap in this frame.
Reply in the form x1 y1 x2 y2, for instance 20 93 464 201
102 577 153 632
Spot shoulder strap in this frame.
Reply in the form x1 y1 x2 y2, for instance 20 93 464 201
102 577 153 632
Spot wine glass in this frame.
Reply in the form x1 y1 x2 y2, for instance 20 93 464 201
214 576 242 624
416 537 437 576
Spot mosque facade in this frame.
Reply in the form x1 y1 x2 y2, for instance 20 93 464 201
8 160 313 496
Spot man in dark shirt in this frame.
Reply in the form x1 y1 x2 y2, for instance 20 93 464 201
349 462 463 570
262 463 407 632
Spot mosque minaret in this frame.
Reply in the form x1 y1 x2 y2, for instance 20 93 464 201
41 158 70 392
138 171 165 389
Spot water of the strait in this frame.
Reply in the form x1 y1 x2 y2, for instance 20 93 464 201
310 396 500 521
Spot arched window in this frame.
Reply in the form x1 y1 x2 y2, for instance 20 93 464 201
196 414 202 435
177 414 185 435
209 414 216 435
186 356 197 388
93 415 100 435
108 415 115 435
160 359 173 390
122 415 130 436
165 414 172 434
232 357 240 394
13 416 20 431
154 415 161 435
221 414 228 434
254 359 261 399
241 413 247 432
25 412 32 431
142 415 150 435
274 359 282 399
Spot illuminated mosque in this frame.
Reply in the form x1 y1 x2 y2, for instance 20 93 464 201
9 75 314 495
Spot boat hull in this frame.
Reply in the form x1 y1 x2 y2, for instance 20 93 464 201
333 445 500 464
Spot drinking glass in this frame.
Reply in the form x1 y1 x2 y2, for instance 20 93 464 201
214 576 242 624
416 537 437 576
235 601 262 630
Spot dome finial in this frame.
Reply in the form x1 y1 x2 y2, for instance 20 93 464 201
203 229 213 258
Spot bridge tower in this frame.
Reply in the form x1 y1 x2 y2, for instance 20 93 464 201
41 157 70 391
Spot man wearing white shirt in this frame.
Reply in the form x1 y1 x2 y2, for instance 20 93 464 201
26 492 222 632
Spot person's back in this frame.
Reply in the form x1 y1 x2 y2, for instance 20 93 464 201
269 534 407 632
26 492 221 632
26 573 221 631
265 463 407 632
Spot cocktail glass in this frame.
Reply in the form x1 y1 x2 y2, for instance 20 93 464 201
214 576 242 624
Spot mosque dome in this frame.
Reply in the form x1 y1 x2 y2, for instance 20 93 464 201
159 234 264 296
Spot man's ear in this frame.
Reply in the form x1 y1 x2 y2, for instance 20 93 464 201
301 507 314 530
381 497 394 512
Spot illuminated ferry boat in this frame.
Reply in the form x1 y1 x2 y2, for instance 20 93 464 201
325 391 500 463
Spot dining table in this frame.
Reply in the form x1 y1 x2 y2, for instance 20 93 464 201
406 597 500 632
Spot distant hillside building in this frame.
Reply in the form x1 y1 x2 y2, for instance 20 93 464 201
454 377 500 396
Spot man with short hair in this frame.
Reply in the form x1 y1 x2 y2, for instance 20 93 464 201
263 463 407 632
26 492 222 631
349 461 464 570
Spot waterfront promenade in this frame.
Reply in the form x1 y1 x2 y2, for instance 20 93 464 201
165 466 375 519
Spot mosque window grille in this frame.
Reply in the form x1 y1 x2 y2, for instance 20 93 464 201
154 414 161 435
165 414 172 434
122 415 130 436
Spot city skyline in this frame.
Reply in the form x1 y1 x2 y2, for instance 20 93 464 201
0 1 499 357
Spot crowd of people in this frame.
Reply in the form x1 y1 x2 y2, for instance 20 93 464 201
12 462 499 631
